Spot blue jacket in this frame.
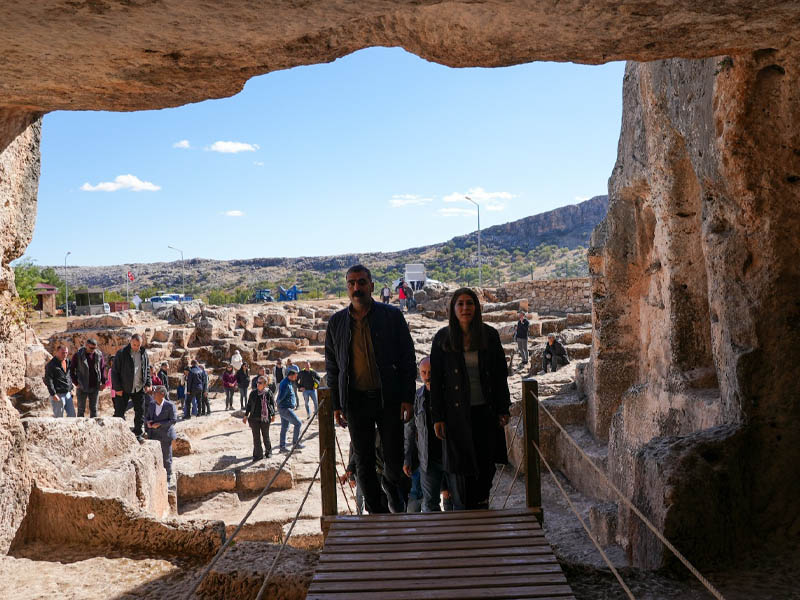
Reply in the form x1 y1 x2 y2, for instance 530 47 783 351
324 300 416 413
145 397 177 441
276 377 297 410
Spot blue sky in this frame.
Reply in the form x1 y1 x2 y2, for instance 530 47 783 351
25 47 624 267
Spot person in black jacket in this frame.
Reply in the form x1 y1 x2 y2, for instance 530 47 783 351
243 376 277 460
69 338 106 417
236 362 250 410
44 343 75 417
325 264 416 514
514 312 530 366
111 333 152 441
542 333 570 373
184 360 205 420
157 362 170 395
430 287 511 510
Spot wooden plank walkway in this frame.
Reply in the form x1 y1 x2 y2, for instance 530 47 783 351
308 508 575 600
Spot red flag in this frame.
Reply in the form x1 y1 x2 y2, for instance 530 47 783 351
127 271 135 282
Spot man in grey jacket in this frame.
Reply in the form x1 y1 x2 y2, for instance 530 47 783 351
403 356 450 512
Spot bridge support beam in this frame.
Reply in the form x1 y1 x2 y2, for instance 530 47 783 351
522 377 542 521
318 387 337 537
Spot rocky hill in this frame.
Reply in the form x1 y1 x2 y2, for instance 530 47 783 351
59 196 608 294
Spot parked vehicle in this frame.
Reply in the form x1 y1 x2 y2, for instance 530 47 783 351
148 296 179 310
57 301 77 314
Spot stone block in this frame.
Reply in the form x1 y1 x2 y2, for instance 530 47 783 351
176 470 236 501
236 462 294 493
541 318 567 334
589 502 618 546
566 313 592 326
172 432 193 457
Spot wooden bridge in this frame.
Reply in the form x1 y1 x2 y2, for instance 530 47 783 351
311 380 576 599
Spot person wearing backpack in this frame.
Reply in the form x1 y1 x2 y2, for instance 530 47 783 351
297 360 321 416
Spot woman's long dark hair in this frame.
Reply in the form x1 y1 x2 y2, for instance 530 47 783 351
446 287 486 352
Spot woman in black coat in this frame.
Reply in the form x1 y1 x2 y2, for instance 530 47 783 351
430 287 511 510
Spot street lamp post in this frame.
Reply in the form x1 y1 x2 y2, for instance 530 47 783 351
168 245 185 298
64 251 71 317
465 196 481 287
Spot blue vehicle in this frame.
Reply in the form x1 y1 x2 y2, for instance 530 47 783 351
252 288 275 303
277 285 306 301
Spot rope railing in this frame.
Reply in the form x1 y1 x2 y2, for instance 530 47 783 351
334 435 356 515
488 413 522 507
532 436 636 600
531 390 726 600
254 451 324 600
184 396 325 599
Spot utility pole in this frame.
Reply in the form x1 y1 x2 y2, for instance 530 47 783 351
465 196 481 287
168 245 185 297
64 251 71 317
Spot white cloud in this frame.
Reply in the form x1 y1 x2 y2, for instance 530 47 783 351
443 186 515 207
574 195 591 202
253 161 264 167
389 194 434 208
172 139 191 149
437 207 478 218
80 174 161 192
207 141 260 154
222 210 245 217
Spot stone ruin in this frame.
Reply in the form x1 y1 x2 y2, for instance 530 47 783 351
1 1 799 597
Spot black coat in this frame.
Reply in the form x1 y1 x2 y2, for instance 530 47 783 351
430 324 511 476
245 388 277 421
111 344 151 394
324 300 417 413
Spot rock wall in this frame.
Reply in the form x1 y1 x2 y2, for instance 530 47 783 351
0 119 40 553
587 47 800 568
496 278 592 314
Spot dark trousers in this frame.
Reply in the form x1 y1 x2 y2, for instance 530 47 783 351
148 429 173 479
450 404 496 510
248 418 272 460
199 392 210 415
239 386 248 409
542 352 568 373
185 392 201 419
77 388 99 417
225 388 235 409
345 389 405 514
118 389 146 436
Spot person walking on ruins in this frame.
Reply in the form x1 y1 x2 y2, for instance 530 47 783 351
380 284 391 304
69 338 106 418
430 288 511 510
514 312 530 366
236 362 250 410
277 365 303 452
396 279 407 311
145 385 177 483
157 362 170 395
243 376 277 460
325 264 416 514
222 364 237 410
45 343 76 418
199 363 210 416
541 333 569 373
111 333 152 442
404 356 452 512
297 360 321 417
273 358 285 387
252 365 267 391
149 365 162 387
184 360 205 420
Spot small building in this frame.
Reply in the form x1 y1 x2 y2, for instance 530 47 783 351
74 288 108 316
108 301 131 312
34 283 58 316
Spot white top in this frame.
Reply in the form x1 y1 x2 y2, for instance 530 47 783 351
154 401 163 417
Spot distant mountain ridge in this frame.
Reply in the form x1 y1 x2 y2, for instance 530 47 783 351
60 195 608 292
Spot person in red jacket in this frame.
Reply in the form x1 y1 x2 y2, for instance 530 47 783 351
222 364 238 410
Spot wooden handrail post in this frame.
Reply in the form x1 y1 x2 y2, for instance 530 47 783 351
317 387 337 537
522 378 541 517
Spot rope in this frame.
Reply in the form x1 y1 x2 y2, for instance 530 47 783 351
334 435 355 515
488 414 522 506
184 396 324 599
532 391 726 600
254 451 323 600
501 455 523 510
532 437 636 600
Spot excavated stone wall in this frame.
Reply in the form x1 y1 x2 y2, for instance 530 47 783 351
587 47 800 568
497 278 592 313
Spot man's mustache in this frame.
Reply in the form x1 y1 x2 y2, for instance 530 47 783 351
352 290 366 297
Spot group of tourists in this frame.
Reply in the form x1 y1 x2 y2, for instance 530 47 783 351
326 264 511 513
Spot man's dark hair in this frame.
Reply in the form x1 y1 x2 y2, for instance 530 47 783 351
346 264 372 281
446 287 486 352
130 333 142 342
86 338 98 346
191 359 198 367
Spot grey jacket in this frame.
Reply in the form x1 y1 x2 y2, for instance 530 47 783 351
69 347 107 392
404 385 436 473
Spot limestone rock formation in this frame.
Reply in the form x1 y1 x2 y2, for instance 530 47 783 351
586 47 800 568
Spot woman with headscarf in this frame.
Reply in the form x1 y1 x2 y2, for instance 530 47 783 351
430 287 511 510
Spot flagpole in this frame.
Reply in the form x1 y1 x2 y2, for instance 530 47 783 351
126 271 129 303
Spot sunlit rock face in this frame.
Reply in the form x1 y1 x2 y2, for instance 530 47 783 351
587 47 800 568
